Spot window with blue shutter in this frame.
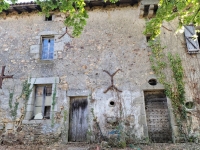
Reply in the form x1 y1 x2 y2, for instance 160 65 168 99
42 37 54 60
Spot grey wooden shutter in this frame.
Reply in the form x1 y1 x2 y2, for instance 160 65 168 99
184 25 200 53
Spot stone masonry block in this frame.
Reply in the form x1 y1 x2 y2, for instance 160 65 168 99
30 45 40 54
30 77 59 84
38 31 58 36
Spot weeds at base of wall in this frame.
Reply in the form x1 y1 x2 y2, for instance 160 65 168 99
90 94 135 148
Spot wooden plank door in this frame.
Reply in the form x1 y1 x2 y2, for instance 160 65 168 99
144 91 172 143
69 97 88 142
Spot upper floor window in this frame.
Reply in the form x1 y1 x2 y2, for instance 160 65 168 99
184 25 200 53
42 37 54 60
45 15 53 21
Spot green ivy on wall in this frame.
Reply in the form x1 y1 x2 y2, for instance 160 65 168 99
9 91 19 121
149 39 186 120
20 80 32 116
149 39 188 141
51 83 57 127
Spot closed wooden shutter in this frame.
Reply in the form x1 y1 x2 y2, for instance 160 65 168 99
184 25 200 53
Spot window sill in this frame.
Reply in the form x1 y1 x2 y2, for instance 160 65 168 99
22 119 51 124
37 59 54 64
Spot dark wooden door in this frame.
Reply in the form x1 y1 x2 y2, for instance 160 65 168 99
69 97 88 142
144 91 172 143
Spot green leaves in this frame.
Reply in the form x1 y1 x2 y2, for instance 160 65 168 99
0 0 9 13
144 0 200 39
149 39 186 122
35 0 88 37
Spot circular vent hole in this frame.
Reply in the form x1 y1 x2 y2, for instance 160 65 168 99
185 102 194 109
109 101 115 106
148 79 157 86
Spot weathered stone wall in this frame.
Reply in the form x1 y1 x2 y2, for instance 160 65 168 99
0 4 199 145
1 123 61 145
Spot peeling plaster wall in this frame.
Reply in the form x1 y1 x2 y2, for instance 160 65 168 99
1 5 199 144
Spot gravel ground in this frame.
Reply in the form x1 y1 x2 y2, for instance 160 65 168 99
0 143 200 150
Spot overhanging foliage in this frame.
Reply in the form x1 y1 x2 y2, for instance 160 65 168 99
144 0 200 39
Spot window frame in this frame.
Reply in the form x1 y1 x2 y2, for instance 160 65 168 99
41 36 55 60
34 84 52 119
184 25 200 53
23 77 59 124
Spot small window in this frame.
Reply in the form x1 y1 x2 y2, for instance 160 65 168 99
45 15 52 21
184 25 200 53
34 85 52 119
42 37 54 60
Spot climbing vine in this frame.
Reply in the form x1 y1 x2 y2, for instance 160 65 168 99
20 79 33 116
9 90 19 121
51 84 57 127
149 39 187 138
149 39 186 118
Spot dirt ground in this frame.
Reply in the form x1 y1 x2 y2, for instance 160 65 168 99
0 143 200 150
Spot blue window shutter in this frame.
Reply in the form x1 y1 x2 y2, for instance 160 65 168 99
42 38 54 60
42 39 48 59
49 39 54 59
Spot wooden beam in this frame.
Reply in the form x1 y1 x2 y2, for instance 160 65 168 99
22 6 32 13
13 7 22 14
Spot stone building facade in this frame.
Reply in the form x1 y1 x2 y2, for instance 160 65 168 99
0 0 200 145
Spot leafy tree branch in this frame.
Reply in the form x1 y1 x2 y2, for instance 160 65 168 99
144 0 200 39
